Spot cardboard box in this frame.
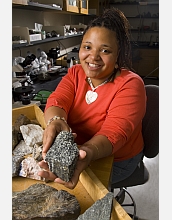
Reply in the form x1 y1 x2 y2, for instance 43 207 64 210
12 0 28 5
29 33 42 42
12 104 131 219
31 0 63 8
12 105 46 129
56 55 67 67
12 26 42 44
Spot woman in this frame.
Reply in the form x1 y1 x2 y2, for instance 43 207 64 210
38 8 147 190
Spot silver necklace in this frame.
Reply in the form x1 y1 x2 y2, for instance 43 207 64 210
85 77 109 104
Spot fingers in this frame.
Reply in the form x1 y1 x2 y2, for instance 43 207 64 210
38 160 57 181
54 150 88 189
79 149 87 159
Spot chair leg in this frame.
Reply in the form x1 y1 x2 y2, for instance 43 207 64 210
114 188 126 205
113 187 138 220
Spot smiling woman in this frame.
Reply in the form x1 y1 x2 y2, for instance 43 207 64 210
37 8 146 191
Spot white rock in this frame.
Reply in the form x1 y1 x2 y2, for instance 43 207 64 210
20 124 44 147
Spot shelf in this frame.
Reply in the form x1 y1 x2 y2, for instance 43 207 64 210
109 1 159 5
12 33 83 50
12 1 62 11
130 29 159 32
126 16 159 18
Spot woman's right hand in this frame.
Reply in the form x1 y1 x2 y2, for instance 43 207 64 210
42 120 71 159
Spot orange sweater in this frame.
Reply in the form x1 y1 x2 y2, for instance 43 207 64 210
45 64 147 161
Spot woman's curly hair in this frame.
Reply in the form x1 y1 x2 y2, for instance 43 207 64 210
82 7 132 70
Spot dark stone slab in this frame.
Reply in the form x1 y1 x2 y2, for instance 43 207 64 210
12 126 19 150
12 183 81 220
76 192 114 220
45 131 79 182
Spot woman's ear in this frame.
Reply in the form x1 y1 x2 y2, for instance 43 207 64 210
115 63 119 69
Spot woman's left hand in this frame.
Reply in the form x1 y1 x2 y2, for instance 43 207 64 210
38 149 91 189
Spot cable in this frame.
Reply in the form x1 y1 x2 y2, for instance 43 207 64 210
142 67 159 79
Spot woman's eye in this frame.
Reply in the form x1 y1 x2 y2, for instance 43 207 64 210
101 49 109 53
84 45 90 50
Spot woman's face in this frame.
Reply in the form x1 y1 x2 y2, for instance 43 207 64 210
79 27 119 82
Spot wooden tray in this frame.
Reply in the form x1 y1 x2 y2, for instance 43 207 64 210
12 104 131 220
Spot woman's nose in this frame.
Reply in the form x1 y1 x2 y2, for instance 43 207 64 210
89 49 100 60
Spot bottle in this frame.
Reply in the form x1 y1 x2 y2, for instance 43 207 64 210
41 31 46 40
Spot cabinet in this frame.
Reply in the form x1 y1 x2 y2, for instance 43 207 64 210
109 1 159 78
109 1 159 45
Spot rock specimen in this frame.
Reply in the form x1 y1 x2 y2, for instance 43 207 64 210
19 157 44 181
76 192 114 220
12 155 24 177
12 183 81 220
20 124 44 146
12 126 19 150
12 140 33 157
45 131 79 182
14 114 31 132
32 142 43 161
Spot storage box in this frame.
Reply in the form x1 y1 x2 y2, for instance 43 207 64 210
56 55 67 67
12 0 28 5
12 105 132 220
29 33 42 42
31 0 63 8
12 26 42 44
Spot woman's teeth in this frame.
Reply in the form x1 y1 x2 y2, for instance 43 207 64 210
89 63 99 67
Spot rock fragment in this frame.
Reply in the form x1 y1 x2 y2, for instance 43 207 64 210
12 155 24 177
45 131 79 182
76 192 114 220
12 183 81 220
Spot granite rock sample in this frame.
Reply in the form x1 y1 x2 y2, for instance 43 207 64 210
12 155 24 177
12 183 81 220
20 124 44 147
45 131 79 182
76 192 114 220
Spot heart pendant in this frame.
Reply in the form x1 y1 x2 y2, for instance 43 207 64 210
85 90 98 104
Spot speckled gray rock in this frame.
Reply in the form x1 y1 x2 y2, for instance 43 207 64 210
12 183 81 220
45 131 79 182
76 192 114 220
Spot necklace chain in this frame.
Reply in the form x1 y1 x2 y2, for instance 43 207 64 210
87 77 109 91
